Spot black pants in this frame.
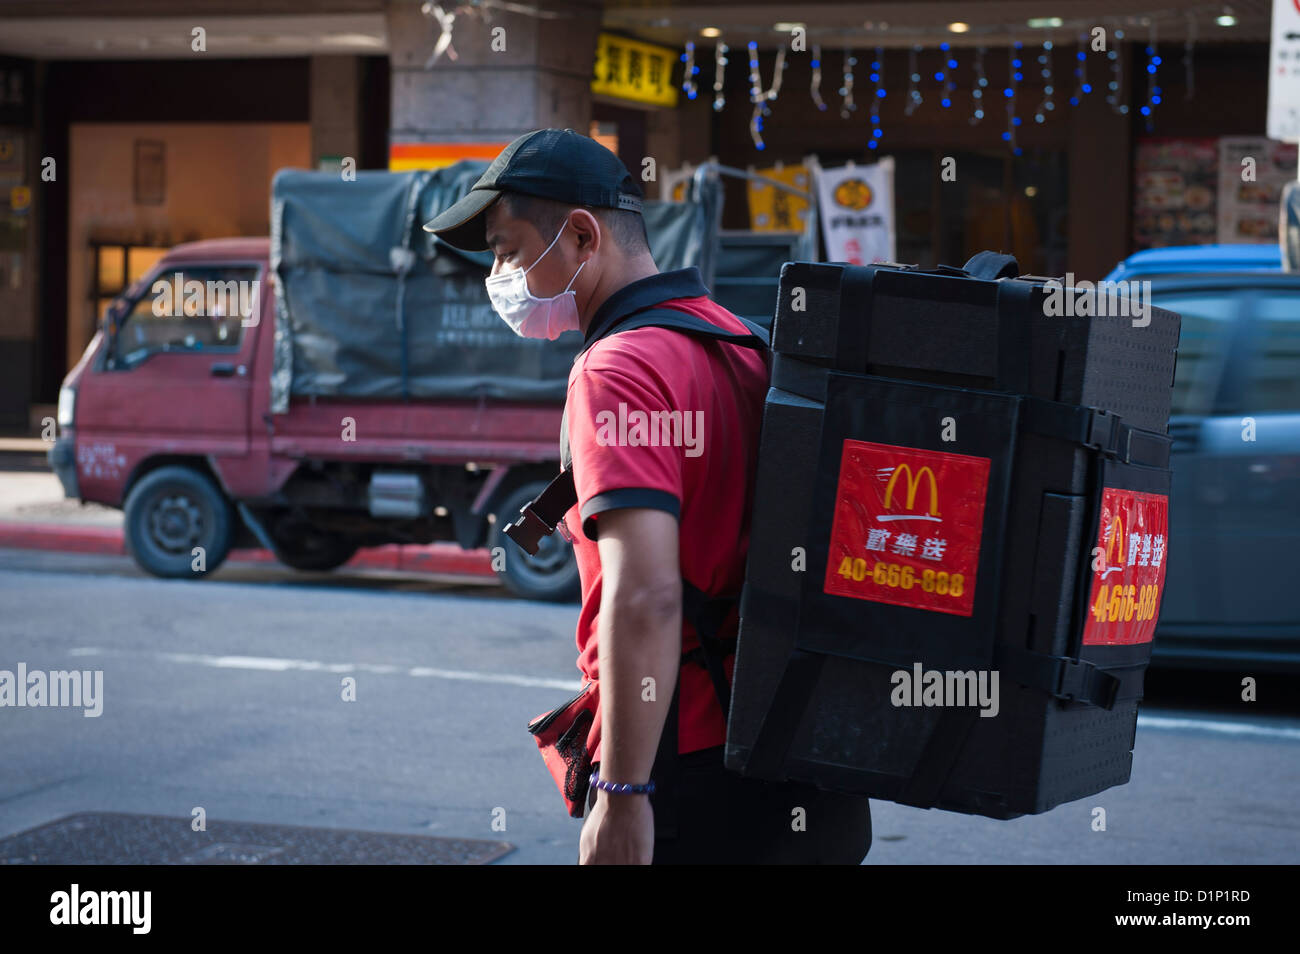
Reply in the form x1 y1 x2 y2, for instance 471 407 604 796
589 746 872 865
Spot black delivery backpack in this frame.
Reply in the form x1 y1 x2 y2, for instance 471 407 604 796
726 253 1180 818
506 251 1181 821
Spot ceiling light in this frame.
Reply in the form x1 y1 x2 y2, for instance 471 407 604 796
948 22 970 34
700 27 721 38
775 22 804 33
1027 17 1064 29
1216 14 1237 26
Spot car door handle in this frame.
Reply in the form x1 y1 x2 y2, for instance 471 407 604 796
211 362 240 377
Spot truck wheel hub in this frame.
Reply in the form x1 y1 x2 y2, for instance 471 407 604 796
151 494 203 551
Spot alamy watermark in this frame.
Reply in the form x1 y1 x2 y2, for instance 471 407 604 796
151 273 260 327
891 662 999 717
0 663 103 717
593 403 704 458
1042 274 1153 327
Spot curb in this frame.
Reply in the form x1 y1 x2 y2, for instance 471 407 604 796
0 520 498 579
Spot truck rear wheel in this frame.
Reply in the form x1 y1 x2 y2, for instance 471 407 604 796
489 480 581 603
124 465 234 579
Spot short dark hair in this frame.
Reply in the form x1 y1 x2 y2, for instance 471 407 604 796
502 192 649 255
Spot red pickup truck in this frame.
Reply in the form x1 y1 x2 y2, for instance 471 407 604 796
49 236 577 601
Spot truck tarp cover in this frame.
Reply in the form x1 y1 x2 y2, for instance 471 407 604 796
270 162 706 412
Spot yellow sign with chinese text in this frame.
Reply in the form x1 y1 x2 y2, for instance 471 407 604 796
592 33 678 108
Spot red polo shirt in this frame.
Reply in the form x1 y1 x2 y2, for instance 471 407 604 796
561 267 769 766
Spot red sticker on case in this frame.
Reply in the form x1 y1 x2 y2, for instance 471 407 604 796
1082 488 1170 646
823 440 992 617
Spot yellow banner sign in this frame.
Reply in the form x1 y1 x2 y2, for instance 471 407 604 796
592 33 678 108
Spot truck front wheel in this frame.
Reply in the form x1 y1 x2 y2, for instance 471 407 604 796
124 465 235 578
489 480 581 603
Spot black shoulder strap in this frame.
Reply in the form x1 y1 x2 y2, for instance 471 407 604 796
581 305 770 356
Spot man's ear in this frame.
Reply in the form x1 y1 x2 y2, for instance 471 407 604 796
567 208 602 259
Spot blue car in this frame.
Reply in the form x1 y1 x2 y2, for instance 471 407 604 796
1105 245 1300 672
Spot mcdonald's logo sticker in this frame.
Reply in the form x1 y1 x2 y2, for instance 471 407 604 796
1083 487 1170 645
825 439 990 616
883 464 941 518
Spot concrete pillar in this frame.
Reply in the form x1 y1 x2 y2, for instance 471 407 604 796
386 0 601 153
1067 42 1134 281
310 55 361 168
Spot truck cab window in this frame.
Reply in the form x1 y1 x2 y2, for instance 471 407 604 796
113 265 259 366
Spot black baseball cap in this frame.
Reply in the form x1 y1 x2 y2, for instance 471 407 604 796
422 128 644 251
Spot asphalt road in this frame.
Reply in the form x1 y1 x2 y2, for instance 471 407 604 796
1 548 1297 864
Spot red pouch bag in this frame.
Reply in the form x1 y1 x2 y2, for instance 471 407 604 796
527 680 599 818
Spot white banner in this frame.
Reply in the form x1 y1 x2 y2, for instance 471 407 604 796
814 158 895 265
1267 0 1300 142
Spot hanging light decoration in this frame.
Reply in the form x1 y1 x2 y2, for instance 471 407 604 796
1003 42 1022 155
1140 20 1161 132
746 43 786 149
1107 26 1128 115
713 40 728 112
939 41 956 109
811 43 827 111
1069 34 1090 105
905 44 923 116
748 41 766 148
970 45 988 124
681 41 699 100
868 45 885 149
840 48 857 119
1034 39 1055 123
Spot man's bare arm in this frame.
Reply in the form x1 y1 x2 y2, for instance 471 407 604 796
594 506 682 789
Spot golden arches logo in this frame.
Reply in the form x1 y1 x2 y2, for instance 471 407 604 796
1104 515 1125 565
833 178 873 210
883 464 940 517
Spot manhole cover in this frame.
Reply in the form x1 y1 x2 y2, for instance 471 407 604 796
0 813 513 865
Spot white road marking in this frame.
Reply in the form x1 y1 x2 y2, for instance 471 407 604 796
1138 714 1300 742
67 646 580 692
60 647 1300 738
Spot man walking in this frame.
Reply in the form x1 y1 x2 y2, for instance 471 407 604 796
424 128 872 864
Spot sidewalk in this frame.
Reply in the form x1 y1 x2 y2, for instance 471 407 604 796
0 461 498 581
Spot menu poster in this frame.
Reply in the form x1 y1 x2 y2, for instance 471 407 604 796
1217 137 1299 244
1133 138 1219 249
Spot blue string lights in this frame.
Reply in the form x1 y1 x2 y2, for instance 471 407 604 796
840 48 858 119
1070 35 1091 105
1107 26 1128 115
869 45 885 149
811 43 827 110
1140 21 1161 132
680 41 698 100
702 14 1201 154
970 45 988 124
1003 42 1023 156
1033 40 1054 123
905 44 923 116
939 41 956 109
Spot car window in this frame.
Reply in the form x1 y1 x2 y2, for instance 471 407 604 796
1150 292 1239 416
115 265 259 364
1241 290 1300 413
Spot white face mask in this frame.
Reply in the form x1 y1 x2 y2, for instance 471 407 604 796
484 221 586 340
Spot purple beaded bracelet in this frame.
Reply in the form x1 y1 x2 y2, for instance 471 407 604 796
589 769 655 796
